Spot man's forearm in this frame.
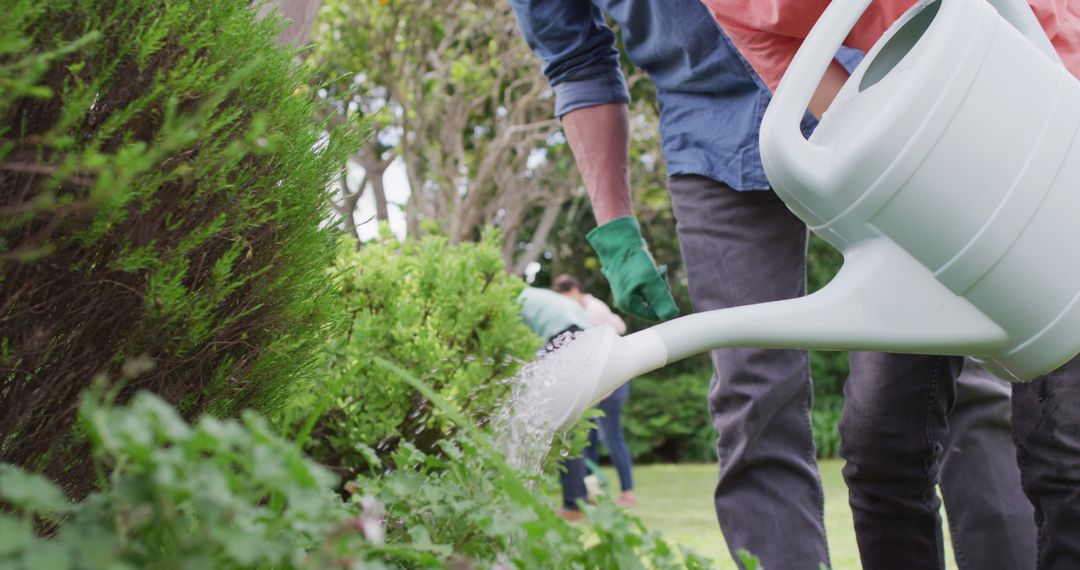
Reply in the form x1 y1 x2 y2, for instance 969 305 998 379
808 60 850 119
561 103 633 225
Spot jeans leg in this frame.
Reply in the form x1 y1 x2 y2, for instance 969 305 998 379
1011 354 1080 569
669 176 828 570
840 352 962 570
584 424 601 469
560 457 588 511
939 360 1035 570
597 385 634 491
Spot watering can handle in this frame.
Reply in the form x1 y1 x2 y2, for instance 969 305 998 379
759 0 873 194
761 0 1062 195
986 0 1062 64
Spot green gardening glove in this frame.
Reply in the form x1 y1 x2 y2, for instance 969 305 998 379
586 216 680 322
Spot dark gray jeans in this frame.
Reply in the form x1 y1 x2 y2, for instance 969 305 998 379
668 175 1041 570
844 352 1080 570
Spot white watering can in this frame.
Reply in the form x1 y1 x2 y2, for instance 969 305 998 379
542 0 1080 432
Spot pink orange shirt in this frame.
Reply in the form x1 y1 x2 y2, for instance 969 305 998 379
582 294 628 336
702 0 1080 90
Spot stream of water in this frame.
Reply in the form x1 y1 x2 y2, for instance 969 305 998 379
493 327 608 473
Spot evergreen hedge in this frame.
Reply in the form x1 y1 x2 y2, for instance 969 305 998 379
0 0 352 497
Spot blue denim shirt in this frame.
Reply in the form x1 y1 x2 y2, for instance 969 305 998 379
508 0 861 191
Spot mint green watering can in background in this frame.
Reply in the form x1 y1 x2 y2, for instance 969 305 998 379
542 0 1080 432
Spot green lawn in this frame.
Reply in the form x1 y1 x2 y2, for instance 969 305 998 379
604 460 954 569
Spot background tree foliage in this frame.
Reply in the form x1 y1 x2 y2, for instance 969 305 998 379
311 0 579 273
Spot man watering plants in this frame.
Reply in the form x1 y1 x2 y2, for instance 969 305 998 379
506 0 1041 568
698 1 1080 568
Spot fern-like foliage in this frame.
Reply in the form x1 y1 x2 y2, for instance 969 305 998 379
0 0 356 497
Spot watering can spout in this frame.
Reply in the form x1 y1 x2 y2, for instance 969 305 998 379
652 239 1008 364
556 239 1009 431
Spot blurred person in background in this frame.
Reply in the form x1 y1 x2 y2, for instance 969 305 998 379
554 274 636 508
518 286 594 521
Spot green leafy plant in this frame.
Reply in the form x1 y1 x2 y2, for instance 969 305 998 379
0 0 355 496
812 396 843 459
0 390 370 569
0 379 716 569
367 357 717 569
282 229 541 476
737 550 763 570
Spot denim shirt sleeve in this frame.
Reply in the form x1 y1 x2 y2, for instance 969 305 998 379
507 0 631 117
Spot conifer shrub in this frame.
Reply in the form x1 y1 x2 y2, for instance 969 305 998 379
284 231 541 478
0 0 352 496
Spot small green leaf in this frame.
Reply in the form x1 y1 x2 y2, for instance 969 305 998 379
0 515 33 556
219 529 267 566
22 542 72 570
0 465 68 514
737 549 763 570
354 443 382 470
